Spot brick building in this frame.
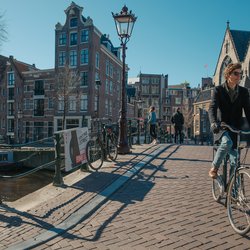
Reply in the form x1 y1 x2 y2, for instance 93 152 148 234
0 2 124 144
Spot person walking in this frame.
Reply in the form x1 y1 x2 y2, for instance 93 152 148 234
171 108 184 143
208 63 250 178
148 106 158 144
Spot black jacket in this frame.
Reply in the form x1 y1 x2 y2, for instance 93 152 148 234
171 111 184 127
208 83 250 147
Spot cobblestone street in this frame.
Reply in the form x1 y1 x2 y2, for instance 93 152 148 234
0 144 249 249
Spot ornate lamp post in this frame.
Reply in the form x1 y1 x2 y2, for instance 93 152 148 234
112 5 137 154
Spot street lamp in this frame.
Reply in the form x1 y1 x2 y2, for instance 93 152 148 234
112 5 137 154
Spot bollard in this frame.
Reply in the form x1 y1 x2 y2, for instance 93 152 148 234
53 133 64 187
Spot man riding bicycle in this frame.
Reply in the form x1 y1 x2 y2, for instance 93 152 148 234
208 63 250 179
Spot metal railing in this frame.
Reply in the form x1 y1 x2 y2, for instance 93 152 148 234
0 119 172 203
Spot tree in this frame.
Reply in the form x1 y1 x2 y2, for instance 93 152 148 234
182 104 193 138
0 13 7 48
55 64 81 130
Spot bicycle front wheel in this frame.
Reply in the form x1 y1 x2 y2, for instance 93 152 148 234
227 168 250 235
107 137 118 161
86 139 104 171
212 176 224 202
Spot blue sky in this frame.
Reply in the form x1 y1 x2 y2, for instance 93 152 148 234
1 0 250 87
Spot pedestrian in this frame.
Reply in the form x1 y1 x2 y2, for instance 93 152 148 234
171 108 184 143
208 63 250 178
148 106 158 144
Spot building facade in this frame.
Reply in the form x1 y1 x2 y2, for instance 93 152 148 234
213 21 250 89
0 2 124 144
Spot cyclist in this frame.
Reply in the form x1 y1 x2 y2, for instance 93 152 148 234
208 63 250 178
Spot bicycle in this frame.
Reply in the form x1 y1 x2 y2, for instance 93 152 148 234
211 122 250 235
86 119 118 171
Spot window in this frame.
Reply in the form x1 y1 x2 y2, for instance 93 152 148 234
141 78 149 84
34 99 44 116
69 96 76 111
142 85 149 94
105 80 109 94
58 97 64 111
109 100 112 115
106 60 109 76
66 119 79 129
48 98 53 109
109 81 113 95
117 70 121 83
70 32 77 46
110 64 113 78
7 72 15 86
34 122 44 140
69 50 77 67
105 100 108 115
58 51 66 66
80 94 88 111
175 97 181 105
152 86 159 94
80 72 88 87
95 52 100 69
8 103 14 116
24 99 32 110
70 17 78 28
59 33 66 45
8 88 14 100
81 29 89 43
80 49 89 65
94 95 97 112
57 119 63 131
48 122 53 137
34 80 44 95
8 119 14 132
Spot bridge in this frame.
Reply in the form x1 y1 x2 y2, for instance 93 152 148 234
0 142 249 249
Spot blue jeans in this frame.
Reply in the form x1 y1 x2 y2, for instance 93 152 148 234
213 131 237 175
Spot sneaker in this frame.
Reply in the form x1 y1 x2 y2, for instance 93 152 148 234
209 167 218 179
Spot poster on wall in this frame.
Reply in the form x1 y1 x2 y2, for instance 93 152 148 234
63 127 89 171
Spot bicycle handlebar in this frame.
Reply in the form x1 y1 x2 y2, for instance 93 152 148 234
221 122 250 135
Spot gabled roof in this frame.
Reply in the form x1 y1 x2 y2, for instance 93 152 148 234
194 88 213 103
230 30 250 61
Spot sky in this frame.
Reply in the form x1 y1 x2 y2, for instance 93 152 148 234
1 0 250 88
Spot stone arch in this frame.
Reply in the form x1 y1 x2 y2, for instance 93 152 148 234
219 56 232 85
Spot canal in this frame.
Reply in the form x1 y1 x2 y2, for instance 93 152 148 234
0 166 54 202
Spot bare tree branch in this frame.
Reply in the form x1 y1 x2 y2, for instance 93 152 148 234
0 12 8 48
55 64 81 129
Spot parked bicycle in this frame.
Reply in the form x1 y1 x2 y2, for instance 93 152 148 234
211 122 250 235
86 119 118 171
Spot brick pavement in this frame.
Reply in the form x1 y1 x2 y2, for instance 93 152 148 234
0 143 249 249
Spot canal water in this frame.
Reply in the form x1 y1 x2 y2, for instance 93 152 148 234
0 166 54 202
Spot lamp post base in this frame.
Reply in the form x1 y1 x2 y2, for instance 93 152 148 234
117 142 131 154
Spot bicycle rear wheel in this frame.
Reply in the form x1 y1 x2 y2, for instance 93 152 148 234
107 136 118 161
86 139 104 171
227 168 250 235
